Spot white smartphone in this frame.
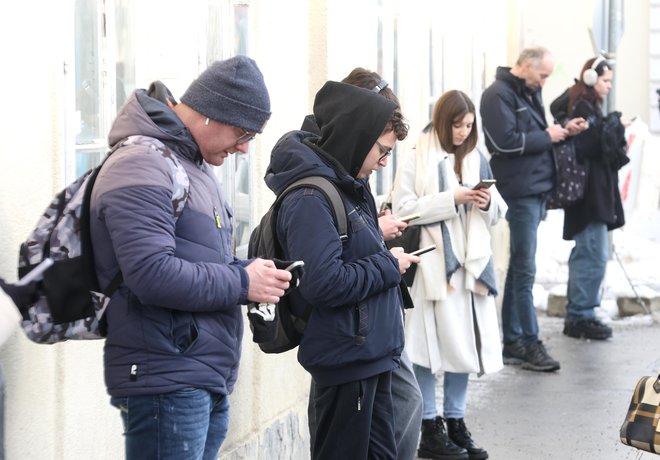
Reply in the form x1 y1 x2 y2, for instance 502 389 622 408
410 245 436 257
400 213 421 223
285 261 305 272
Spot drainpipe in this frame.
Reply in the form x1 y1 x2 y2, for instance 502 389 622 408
606 0 624 113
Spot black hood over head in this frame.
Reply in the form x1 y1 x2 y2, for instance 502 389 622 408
311 81 397 178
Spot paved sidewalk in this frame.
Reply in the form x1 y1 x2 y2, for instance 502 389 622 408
420 314 660 460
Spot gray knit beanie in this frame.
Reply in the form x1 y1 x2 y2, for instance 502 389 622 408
180 55 271 133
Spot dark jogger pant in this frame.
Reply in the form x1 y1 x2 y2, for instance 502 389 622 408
313 371 396 460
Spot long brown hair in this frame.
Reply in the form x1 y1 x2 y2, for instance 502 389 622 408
567 57 610 115
431 90 477 178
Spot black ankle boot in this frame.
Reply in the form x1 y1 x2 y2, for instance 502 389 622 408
446 418 488 460
418 417 469 460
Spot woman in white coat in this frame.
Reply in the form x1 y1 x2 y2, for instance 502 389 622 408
392 90 505 460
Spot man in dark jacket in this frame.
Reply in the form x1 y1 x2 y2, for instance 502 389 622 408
89 56 292 459
480 47 585 373
267 81 418 459
302 69 423 460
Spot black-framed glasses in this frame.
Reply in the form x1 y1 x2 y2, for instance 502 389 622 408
376 140 393 162
235 128 257 145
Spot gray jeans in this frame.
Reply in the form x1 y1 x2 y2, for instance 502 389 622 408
308 351 423 460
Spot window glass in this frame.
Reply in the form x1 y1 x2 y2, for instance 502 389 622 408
71 1 249 257
74 0 105 177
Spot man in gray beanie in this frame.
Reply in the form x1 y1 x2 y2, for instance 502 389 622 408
89 55 291 459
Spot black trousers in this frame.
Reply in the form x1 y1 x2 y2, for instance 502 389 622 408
313 371 396 460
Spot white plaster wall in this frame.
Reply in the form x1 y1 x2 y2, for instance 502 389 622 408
0 1 125 459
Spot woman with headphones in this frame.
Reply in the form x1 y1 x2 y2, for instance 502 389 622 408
550 57 631 341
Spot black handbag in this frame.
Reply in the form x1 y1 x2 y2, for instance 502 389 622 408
620 373 660 454
387 224 421 287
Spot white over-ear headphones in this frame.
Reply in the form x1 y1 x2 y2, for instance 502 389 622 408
582 56 606 87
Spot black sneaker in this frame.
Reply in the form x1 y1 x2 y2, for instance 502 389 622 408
521 340 560 372
502 340 526 365
563 318 613 340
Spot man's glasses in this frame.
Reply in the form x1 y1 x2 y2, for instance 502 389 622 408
235 128 257 145
376 140 393 162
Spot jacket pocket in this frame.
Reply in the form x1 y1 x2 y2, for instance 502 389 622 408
515 106 532 132
347 207 368 234
170 311 199 353
354 303 368 346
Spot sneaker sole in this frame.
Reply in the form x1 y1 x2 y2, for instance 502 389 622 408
468 451 489 460
503 356 525 365
563 330 612 340
417 448 469 460
521 362 560 372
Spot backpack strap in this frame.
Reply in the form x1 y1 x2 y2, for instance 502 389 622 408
278 176 348 243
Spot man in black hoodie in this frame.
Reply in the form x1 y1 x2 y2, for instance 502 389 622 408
302 69 423 460
266 81 418 459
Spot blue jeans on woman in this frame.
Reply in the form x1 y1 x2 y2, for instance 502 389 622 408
501 195 546 346
413 364 469 419
110 388 229 460
566 222 609 320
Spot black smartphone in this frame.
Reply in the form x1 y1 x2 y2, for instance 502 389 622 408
410 245 436 256
473 179 496 190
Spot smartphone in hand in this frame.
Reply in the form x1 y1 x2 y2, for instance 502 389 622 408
410 245 436 256
399 213 421 223
473 179 496 190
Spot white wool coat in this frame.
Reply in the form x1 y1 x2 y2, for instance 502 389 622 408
392 129 506 375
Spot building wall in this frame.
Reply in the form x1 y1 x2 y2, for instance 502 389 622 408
0 1 652 459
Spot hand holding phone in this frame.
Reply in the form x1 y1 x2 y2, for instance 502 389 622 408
410 245 436 257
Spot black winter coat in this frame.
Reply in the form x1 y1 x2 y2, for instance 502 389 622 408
480 67 555 199
551 97 628 240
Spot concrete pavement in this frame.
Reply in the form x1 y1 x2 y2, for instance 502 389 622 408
422 313 660 460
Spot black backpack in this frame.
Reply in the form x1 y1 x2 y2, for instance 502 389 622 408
247 176 347 354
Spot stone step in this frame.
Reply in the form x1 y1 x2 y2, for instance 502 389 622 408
545 293 660 317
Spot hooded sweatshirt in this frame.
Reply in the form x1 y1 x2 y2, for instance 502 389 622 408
90 85 249 397
266 81 404 386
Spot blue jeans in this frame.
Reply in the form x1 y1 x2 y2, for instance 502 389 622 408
413 365 469 419
501 195 545 346
566 222 609 321
110 388 229 460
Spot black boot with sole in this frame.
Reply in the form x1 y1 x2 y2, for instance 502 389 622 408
418 416 469 460
446 418 488 460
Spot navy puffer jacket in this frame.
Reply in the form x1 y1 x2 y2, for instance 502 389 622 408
90 87 249 397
